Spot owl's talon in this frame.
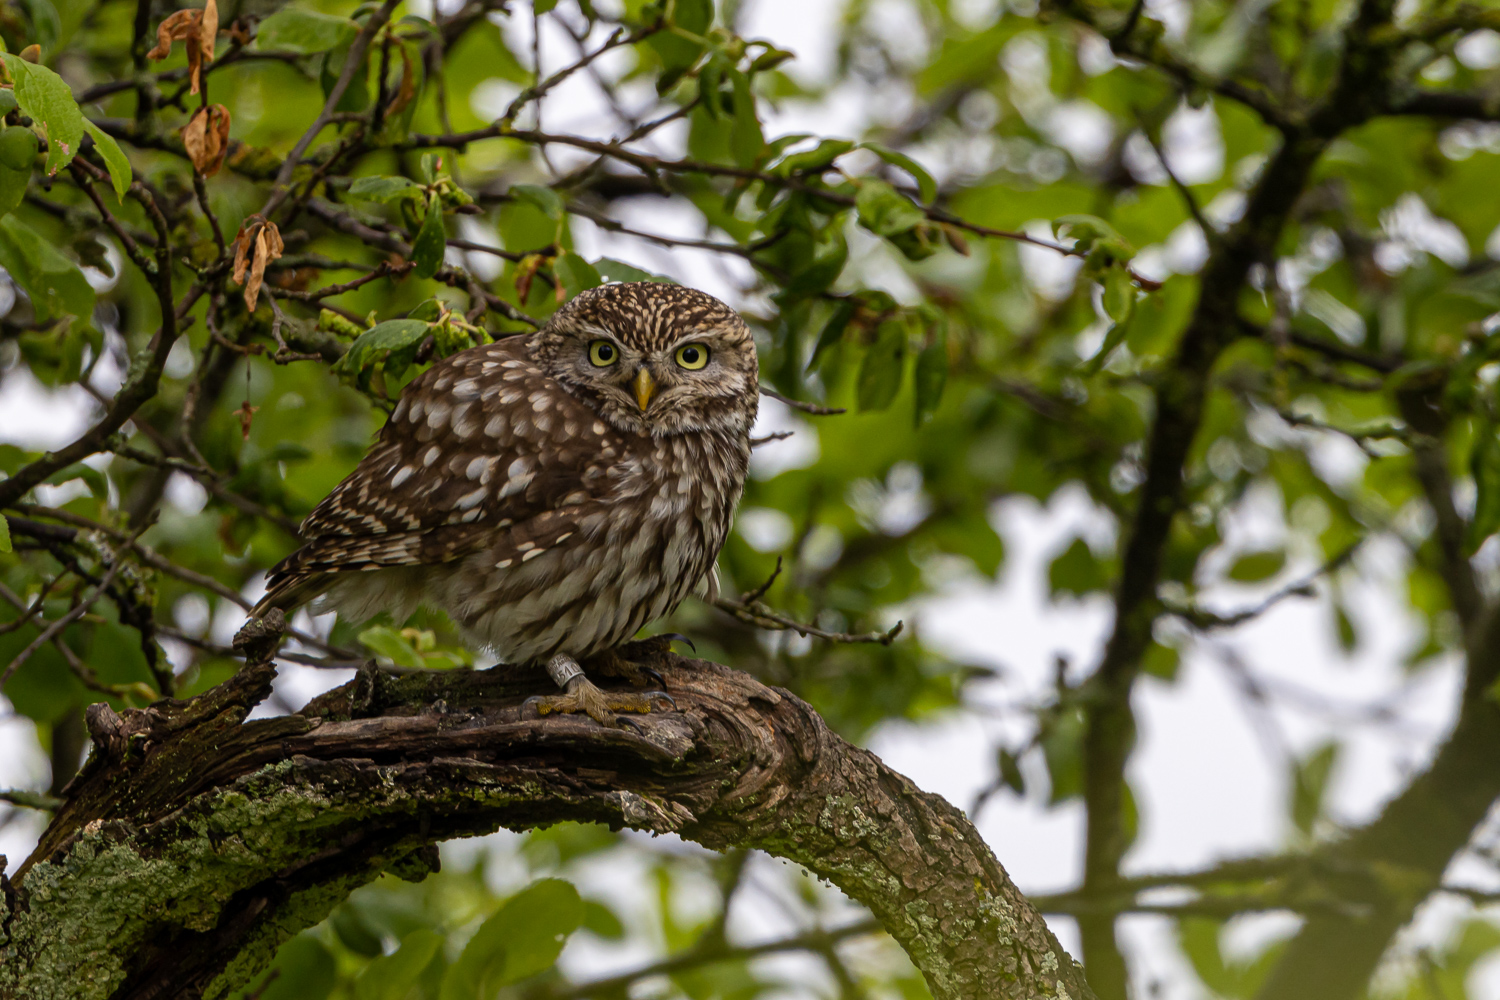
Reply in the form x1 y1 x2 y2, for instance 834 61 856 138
593 648 667 689
643 690 676 710
659 632 697 653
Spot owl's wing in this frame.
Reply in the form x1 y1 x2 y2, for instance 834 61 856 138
253 339 628 614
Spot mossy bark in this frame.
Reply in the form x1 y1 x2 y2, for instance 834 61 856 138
0 618 1092 1000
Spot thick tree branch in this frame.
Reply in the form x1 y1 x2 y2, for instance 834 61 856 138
1250 601 1500 1000
1075 3 1402 991
2 623 1092 1000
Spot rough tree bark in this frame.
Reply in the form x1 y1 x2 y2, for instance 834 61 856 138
0 614 1094 1000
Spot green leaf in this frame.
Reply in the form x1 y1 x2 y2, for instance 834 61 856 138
355 930 443 1000
358 625 425 669
534 0 560 13
1048 537 1110 598
554 251 601 299
644 0 712 92
256 8 358 55
913 341 946 424
856 321 905 412
1141 640 1181 682
348 175 425 205
773 138 854 176
3 54 84 174
1333 598 1357 653
0 513 9 554
1291 741 1339 835
858 143 936 202
1102 267 1136 325
0 214 95 324
1469 417 1500 552
1081 320 1130 376
331 904 385 957
407 298 445 322
594 258 673 283
510 183 564 221
1052 213 1124 253
440 878 583 1000
581 899 625 940
411 199 447 280
332 319 432 392
1227 549 1286 583
83 121 130 201
728 68 763 169
0 163 28 220
808 298 855 371
855 179 926 238
241 934 337 1000
1039 705 1085 803
997 746 1024 795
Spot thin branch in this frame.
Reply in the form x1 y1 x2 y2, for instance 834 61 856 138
261 0 401 222
1 535 137 691
549 919 884 1000
0 789 62 811
713 597 903 645
760 386 847 415
1165 542 1363 631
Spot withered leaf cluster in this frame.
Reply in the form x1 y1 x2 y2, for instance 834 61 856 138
232 215 283 313
183 104 230 176
146 0 218 95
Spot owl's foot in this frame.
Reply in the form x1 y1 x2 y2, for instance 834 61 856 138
593 633 696 688
591 647 666 690
524 677 674 728
525 653 675 729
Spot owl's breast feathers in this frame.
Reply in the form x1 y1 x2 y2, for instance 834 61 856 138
251 337 751 645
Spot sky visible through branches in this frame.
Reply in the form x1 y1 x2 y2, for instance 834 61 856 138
7 0 1500 997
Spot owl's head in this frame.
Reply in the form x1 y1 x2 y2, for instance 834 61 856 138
531 282 759 438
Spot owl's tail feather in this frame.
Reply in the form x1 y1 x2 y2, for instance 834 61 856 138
250 547 330 618
250 575 316 618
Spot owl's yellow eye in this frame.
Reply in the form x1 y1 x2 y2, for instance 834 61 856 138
588 340 619 366
674 343 709 370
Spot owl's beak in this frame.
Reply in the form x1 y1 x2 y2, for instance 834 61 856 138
633 367 656 411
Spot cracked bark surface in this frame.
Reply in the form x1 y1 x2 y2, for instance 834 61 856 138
0 616 1094 1000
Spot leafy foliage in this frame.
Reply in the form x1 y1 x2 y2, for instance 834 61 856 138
6 0 1500 997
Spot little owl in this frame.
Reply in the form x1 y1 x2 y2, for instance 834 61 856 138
251 282 758 724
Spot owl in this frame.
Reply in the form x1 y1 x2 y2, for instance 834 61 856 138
251 282 759 725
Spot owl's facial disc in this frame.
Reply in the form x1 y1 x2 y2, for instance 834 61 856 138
532 282 759 438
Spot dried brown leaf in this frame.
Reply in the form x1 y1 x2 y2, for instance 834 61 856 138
147 1 218 94
233 400 258 441
183 104 231 175
147 10 197 61
199 0 218 65
232 223 252 285
238 218 283 312
387 44 417 117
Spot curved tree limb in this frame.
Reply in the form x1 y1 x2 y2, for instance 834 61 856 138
0 616 1093 1000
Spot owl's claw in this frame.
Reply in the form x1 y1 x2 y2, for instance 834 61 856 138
658 632 697 653
594 648 668 689
642 690 676 710
523 676 669 729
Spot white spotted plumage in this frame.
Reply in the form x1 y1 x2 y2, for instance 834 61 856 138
253 283 757 666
